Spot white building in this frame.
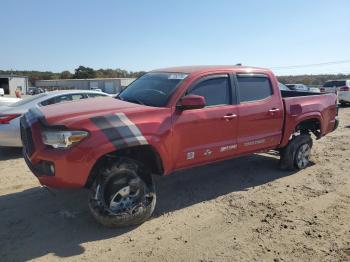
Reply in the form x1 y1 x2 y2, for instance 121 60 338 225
35 78 136 94
0 75 29 95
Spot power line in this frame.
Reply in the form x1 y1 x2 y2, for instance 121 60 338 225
276 70 350 76
271 59 350 70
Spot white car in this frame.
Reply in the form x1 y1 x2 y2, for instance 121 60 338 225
0 90 109 147
0 88 4 96
336 80 350 106
320 80 350 106
321 80 350 93
285 84 309 92
0 97 22 106
308 87 321 93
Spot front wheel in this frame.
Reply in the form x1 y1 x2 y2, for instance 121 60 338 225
88 158 156 227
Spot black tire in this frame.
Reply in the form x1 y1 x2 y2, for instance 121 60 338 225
88 158 156 227
279 134 313 171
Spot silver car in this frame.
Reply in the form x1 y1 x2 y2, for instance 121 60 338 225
0 90 109 147
0 97 22 106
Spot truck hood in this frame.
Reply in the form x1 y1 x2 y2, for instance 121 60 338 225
39 97 152 126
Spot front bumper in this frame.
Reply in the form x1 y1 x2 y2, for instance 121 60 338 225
20 110 95 188
23 147 93 188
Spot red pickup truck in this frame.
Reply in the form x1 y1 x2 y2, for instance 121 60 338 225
21 66 338 227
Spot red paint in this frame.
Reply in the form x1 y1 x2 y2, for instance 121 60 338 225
177 95 206 110
24 66 338 188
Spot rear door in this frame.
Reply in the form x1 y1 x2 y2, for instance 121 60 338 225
235 74 283 154
172 74 239 169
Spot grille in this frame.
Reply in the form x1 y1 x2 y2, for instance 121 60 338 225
20 116 35 157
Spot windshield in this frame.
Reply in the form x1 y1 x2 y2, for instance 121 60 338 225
323 80 346 87
118 72 188 107
8 93 47 107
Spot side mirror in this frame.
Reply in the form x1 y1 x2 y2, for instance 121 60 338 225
176 95 206 110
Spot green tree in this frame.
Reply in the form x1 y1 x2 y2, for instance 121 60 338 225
73 66 96 79
60 70 73 79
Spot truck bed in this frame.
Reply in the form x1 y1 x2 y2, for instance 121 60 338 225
280 92 337 147
281 90 323 98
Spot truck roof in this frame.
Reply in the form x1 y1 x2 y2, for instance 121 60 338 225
152 65 270 74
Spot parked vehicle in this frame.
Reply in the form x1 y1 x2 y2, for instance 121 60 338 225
337 80 350 106
278 82 291 91
91 88 103 92
308 87 321 93
285 84 309 92
28 87 45 95
320 80 350 106
320 80 350 93
0 88 4 96
0 97 21 106
0 90 109 147
21 66 338 227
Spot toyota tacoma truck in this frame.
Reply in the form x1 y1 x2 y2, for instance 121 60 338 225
20 66 339 227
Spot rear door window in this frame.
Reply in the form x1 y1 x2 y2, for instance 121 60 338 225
237 75 272 102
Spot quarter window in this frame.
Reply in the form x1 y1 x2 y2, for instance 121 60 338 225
237 75 272 102
187 76 230 106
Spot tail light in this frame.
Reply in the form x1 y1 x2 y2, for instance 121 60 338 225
320 87 325 92
339 86 349 91
0 114 21 124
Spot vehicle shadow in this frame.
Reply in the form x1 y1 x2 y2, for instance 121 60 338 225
0 153 300 261
0 146 22 160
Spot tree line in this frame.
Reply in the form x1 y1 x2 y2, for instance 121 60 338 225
277 73 350 87
1 66 349 87
0 66 146 85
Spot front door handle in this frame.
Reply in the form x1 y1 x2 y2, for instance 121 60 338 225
223 114 237 121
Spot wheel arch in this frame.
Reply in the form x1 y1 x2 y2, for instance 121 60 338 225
294 116 322 136
280 113 322 147
85 144 164 188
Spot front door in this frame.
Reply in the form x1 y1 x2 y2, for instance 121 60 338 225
172 74 238 169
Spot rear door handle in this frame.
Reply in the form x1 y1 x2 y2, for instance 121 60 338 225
269 108 280 113
223 114 237 121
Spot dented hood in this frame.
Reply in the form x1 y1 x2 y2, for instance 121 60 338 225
39 97 150 126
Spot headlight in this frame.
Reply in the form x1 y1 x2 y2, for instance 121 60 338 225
42 130 88 148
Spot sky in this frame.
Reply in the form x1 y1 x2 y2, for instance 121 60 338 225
0 0 349 75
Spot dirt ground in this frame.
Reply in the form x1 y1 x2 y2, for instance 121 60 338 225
0 108 349 262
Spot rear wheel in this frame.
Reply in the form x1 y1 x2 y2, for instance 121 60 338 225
294 143 311 169
88 158 156 227
279 134 313 170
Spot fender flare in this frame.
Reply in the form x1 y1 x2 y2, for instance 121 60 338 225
280 112 323 147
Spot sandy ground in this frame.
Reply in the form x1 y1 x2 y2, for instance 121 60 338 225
0 108 350 262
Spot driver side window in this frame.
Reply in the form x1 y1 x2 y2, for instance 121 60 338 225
187 76 230 107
